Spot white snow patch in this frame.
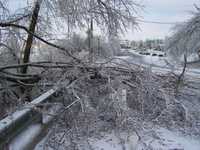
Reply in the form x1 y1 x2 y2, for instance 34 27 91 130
87 131 139 150
142 55 167 67
142 128 200 150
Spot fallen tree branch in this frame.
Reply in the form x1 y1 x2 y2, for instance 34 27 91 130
0 22 81 62
5 14 31 24
0 61 140 77
1 70 39 78
0 73 41 84
0 61 74 71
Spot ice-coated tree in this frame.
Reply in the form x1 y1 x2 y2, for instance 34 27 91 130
167 6 200 61
49 0 141 61
50 0 140 35
0 0 141 71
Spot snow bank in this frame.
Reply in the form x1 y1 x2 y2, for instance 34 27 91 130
87 131 139 150
35 127 200 150
142 55 167 67
142 128 200 150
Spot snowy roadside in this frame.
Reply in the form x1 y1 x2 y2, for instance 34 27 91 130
86 126 200 150
114 54 200 78
34 120 200 150
32 54 200 150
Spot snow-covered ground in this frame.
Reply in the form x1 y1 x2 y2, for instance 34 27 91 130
87 128 200 150
87 52 200 150
150 128 200 150
11 50 200 150
35 126 200 150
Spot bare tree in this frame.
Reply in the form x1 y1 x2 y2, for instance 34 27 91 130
167 6 200 61
21 0 42 74
0 0 141 75
48 0 141 61
51 0 140 35
0 0 141 66
0 0 141 106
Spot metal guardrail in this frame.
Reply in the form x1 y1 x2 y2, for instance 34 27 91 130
0 87 58 148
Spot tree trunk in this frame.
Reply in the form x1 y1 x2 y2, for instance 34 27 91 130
88 19 93 63
20 0 42 74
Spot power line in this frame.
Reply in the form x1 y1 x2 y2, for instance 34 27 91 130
136 19 184 25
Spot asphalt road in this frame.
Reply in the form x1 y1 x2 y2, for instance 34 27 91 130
116 51 200 78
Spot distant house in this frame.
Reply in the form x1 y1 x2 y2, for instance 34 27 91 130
120 40 131 49
130 39 165 51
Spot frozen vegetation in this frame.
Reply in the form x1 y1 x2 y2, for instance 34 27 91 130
0 0 200 150
32 56 200 150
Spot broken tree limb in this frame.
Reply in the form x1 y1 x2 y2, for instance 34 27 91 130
0 23 81 63
0 73 41 84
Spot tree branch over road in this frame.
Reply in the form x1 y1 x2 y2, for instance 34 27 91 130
0 22 81 62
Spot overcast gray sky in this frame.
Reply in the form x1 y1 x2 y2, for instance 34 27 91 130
8 0 200 41
127 0 200 40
